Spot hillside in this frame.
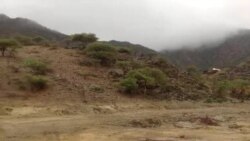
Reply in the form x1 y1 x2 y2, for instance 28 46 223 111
0 14 67 40
224 60 250 80
0 46 250 141
107 40 157 55
162 30 250 70
0 15 250 141
0 45 211 101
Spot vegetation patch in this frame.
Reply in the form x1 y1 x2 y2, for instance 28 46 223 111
85 42 117 66
71 33 98 49
24 59 49 75
117 47 132 54
89 85 104 93
129 118 162 128
0 38 19 57
213 79 250 100
120 67 167 94
25 75 48 91
14 35 34 46
116 61 132 72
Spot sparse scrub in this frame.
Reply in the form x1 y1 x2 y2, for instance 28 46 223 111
79 58 101 67
24 59 49 75
32 36 50 46
76 71 98 78
213 79 250 100
187 65 202 80
89 85 104 93
85 42 117 66
32 36 46 43
14 35 34 46
116 61 132 72
26 75 48 91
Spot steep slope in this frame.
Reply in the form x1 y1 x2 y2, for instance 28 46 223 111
0 14 67 40
162 30 250 70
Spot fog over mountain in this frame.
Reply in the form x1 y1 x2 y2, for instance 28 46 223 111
1 0 250 50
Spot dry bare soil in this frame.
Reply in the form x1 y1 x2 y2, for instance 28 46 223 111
0 46 250 141
1 101 250 141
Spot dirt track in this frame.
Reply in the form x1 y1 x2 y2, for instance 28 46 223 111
1 101 250 141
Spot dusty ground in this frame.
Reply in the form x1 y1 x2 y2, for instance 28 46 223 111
0 100 250 141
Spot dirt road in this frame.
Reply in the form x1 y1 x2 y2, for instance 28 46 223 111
1 102 250 141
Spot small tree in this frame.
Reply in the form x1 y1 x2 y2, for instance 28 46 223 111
0 39 18 56
72 33 98 48
85 43 117 66
120 67 167 94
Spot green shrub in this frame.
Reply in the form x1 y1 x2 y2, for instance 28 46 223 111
26 75 48 91
72 33 98 48
116 61 132 72
14 35 34 46
214 79 250 99
117 47 132 54
32 36 46 43
24 59 49 75
85 43 117 66
130 60 145 69
120 78 138 93
127 68 167 88
120 67 167 94
32 36 50 46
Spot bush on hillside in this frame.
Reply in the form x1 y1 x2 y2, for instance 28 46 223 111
72 33 98 48
85 43 117 66
32 36 46 43
120 77 138 94
116 61 132 72
117 47 132 54
14 35 34 46
120 67 167 94
32 36 50 46
0 39 19 57
214 79 250 100
24 59 49 75
187 65 202 77
26 75 48 91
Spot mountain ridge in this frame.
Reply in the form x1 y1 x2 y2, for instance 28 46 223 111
162 29 250 70
0 14 67 40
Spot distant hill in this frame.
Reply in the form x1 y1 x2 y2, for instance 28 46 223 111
0 14 67 40
162 30 250 70
225 60 250 80
107 40 157 55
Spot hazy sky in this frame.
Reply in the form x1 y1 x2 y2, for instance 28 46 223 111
1 0 250 50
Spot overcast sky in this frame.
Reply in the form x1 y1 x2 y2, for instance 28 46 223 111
1 0 250 50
